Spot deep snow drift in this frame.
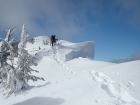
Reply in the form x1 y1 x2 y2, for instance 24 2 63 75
0 36 140 105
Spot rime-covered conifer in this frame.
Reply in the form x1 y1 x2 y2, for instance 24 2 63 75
0 25 44 97
0 26 17 96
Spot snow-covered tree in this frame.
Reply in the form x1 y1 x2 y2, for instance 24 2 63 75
15 24 44 91
0 26 18 67
0 25 44 97
4 25 16 42
28 38 35 44
0 26 18 96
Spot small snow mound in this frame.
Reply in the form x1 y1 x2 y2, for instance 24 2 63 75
90 71 115 83
34 36 50 42
26 36 51 53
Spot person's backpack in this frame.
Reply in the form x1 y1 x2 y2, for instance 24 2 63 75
50 35 54 42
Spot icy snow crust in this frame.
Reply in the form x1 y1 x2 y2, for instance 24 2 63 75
0 36 140 105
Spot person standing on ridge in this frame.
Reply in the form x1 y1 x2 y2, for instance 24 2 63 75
50 35 58 47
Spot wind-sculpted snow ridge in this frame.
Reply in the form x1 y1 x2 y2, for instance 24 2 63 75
57 40 94 61
90 71 140 105
26 36 94 61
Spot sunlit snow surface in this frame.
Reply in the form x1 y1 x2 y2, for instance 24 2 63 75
0 36 140 105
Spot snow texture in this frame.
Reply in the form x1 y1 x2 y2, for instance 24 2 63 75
0 36 140 105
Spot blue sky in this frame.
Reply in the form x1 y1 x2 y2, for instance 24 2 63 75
0 0 140 62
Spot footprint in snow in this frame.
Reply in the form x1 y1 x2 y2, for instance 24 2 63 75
115 72 119 75
95 99 100 103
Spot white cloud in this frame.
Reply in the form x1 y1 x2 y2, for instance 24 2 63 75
0 1 80 39
0 0 139 40
0 0 103 40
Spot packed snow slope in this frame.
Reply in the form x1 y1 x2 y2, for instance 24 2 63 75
0 36 140 105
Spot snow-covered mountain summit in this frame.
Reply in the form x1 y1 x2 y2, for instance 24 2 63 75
26 36 95 61
0 36 140 105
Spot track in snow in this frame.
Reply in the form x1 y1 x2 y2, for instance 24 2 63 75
52 46 72 72
51 45 140 105
90 71 140 105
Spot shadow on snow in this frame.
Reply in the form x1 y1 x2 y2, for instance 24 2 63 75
13 97 65 105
